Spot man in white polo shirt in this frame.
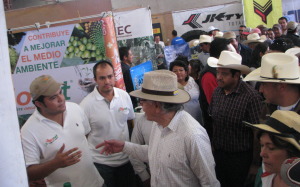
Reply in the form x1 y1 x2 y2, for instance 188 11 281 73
21 75 104 187
80 60 136 187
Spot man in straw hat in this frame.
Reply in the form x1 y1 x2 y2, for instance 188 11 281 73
223 31 253 68
21 75 104 186
207 51 263 187
243 110 300 187
198 35 212 67
96 70 220 187
244 53 300 119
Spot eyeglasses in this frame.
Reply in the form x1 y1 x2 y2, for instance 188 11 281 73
238 30 244 32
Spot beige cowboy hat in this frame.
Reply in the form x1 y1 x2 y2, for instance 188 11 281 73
244 53 300 84
243 110 300 151
199 35 212 44
130 70 191 104
223 31 236 40
243 33 265 44
207 50 251 74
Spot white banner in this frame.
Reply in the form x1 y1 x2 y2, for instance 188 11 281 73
172 3 244 36
13 64 95 115
14 25 74 74
113 7 153 40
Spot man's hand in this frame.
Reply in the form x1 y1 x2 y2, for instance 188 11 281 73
96 140 125 155
27 144 82 181
54 144 82 168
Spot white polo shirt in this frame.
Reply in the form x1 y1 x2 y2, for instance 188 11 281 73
21 102 104 187
80 86 135 167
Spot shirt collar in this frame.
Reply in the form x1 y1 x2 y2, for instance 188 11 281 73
93 86 118 100
165 110 183 132
221 80 242 95
33 106 67 124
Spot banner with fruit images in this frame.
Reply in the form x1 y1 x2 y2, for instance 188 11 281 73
11 14 125 117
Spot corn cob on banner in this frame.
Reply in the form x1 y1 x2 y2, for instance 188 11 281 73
10 13 124 117
243 0 283 28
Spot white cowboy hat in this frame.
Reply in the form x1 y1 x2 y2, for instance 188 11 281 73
243 33 265 44
208 26 219 32
243 110 300 151
130 70 191 104
199 35 212 44
207 50 251 74
285 47 300 56
215 31 224 38
244 53 300 84
188 39 199 48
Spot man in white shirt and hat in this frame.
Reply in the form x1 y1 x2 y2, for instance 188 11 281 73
198 35 212 67
96 70 220 187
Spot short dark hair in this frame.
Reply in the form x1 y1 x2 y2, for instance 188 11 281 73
175 55 189 66
32 95 46 112
172 30 177 37
210 38 230 58
267 28 273 32
270 38 294 52
258 131 300 157
119 47 130 61
240 25 246 28
169 60 189 82
229 69 241 77
278 17 288 22
93 60 114 79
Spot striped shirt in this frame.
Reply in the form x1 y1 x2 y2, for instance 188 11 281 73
209 80 263 152
123 110 220 187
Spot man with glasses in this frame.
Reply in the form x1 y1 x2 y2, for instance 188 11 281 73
96 70 220 187
237 25 246 43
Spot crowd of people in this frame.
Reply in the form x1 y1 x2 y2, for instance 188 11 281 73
20 16 300 187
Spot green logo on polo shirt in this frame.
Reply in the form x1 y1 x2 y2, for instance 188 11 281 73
44 134 58 146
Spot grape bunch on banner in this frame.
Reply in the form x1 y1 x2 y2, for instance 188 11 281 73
9 8 154 122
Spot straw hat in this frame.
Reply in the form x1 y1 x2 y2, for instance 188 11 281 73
244 53 300 84
199 35 212 44
223 31 236 39
243 33 265 44
287 21 298 31
130 70 190 104
243 110 300 151
207 51 251 74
